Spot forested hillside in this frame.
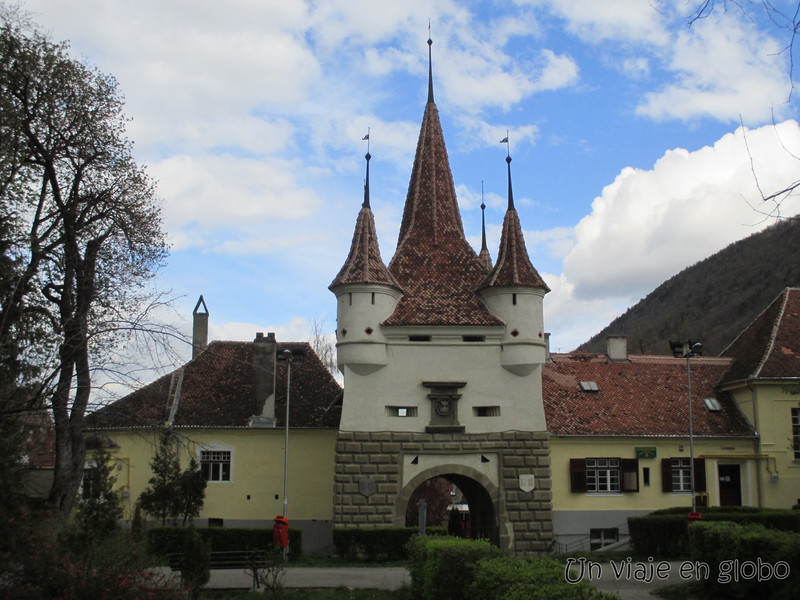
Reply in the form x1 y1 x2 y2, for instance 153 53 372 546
576 219 800 356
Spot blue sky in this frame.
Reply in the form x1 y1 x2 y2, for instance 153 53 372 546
19 0 800 367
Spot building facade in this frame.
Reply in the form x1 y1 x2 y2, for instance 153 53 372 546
329 41 553 555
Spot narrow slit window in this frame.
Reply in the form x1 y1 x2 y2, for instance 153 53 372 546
386 406 418 417
409 335 431 342
474 406 501 417
462 336 485 342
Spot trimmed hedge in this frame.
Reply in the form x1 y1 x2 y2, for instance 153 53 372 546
407 536 619 600
469 556 619 600
628 508 800 557
688 521 800 599
332 527 446 562
407 536 503 600
147 526 302 562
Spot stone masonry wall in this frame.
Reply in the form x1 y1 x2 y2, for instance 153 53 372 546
333 430 552 556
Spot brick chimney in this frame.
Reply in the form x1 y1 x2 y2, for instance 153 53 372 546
606 335 628 362
192 296 209 359
251 331 277 427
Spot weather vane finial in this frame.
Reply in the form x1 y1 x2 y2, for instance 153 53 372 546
362 127 370 154
427 21 434 104
500 131 510 157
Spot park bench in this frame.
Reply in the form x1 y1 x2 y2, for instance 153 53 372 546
168 549 268 571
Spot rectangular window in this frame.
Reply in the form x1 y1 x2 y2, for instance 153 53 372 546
386 406 418 417
462 336 485 342
662 458 706 493
793 408 800 461
590 528 619 551
670 458 692 492
586 458 620 492
409 335 431 342
81 465 98 500
473 406 501 417
201 450 231 482
571 458 638 493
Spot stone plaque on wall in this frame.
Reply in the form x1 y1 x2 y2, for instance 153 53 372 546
519 474 535 492
358 477 377 497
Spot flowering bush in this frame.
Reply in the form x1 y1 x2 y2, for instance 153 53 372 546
1 522 183 600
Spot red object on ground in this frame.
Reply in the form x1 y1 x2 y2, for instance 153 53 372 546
273 515 289 548
687 511 703 524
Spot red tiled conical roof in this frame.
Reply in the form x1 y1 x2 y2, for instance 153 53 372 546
480 156 549 290
330 153 400 290
384 81 499 326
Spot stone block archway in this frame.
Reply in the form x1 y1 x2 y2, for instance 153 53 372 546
333 430 553 555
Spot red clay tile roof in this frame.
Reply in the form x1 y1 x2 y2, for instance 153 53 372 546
86 341 341 429
480 208 549 290
721 287 800 382
384 99 501 326
329 204 400 290
544 354 753 437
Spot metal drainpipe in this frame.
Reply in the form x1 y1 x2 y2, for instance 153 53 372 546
748 382 763 508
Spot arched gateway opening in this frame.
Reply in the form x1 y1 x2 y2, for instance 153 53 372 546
395 466 499 545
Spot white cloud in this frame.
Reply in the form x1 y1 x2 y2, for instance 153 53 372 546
520 0 670 45
532 49 580 92
209 316 313 344
637 14 790 122
562 120 800 302
152 154 321 250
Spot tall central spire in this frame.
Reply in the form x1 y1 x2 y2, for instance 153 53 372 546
385 39 501 326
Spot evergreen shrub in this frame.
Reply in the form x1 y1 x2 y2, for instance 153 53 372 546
406 536 502 600
468 556 619 600
332 526 446 562
629 507 800 557
688 521 800 600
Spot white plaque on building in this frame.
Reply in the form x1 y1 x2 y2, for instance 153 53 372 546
519 474 535 492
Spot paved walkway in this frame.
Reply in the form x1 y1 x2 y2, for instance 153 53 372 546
182 561 684 598
200 566 411 591
576 560 687 600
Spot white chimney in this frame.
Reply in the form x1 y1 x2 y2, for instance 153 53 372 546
607 335 628 362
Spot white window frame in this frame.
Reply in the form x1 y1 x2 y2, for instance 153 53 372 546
586 458 620 493
197 442 234 483
80 459 98 500
670 458 692 492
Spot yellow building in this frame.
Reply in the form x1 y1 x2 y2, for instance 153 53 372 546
547 288 800 551
86 326 342 555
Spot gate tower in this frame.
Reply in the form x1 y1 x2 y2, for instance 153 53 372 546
329 39 552 555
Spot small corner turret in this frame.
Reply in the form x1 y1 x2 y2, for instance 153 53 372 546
329 150 402 375
478 152 549 375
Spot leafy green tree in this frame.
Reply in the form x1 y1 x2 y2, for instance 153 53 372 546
139 431 182 526
177 456 207 526
0 5 168 526
74 446 123 541
139 431 206 526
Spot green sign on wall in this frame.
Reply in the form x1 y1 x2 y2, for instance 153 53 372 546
636 447 657 459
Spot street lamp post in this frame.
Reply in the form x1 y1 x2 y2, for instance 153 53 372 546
276 346 306 560
670 340 703 513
